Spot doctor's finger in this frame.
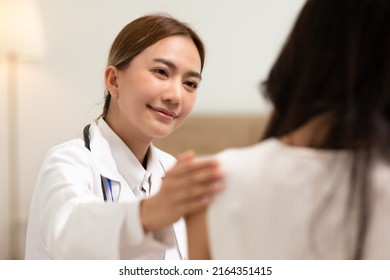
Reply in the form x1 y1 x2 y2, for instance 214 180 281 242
184 167 224 185
174 181 222 202
162 170 222 194
165 164 222 184
177 195 213 216
176 150 196 162
168 158 220 177
167 163 217 179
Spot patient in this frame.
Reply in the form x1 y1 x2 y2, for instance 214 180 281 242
186 0 390 259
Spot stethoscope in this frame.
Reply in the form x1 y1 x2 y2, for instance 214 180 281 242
83 124 183 259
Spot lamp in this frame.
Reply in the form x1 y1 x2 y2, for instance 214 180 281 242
0 0 45 259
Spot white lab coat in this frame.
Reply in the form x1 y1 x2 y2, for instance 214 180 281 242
25 118 187 259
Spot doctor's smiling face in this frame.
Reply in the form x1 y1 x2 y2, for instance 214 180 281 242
105 35 201 142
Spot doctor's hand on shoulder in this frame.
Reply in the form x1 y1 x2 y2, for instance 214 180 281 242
141 151 223 232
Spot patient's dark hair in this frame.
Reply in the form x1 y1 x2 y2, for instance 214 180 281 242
262 0 390 259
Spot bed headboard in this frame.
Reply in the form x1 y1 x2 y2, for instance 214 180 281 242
153 114 270 157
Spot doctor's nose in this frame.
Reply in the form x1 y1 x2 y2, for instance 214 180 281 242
162 82 182 104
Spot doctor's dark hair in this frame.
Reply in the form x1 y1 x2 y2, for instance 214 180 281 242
101 14 206 118
262 0 390 259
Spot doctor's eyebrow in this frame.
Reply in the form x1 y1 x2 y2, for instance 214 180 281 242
152 58 202 80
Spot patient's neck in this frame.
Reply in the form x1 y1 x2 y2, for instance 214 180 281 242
280 114 330 148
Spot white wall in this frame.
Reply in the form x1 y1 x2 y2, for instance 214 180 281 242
0 0 306 259
0 59 10 259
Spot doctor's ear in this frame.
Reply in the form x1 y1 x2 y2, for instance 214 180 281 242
105 66 120 98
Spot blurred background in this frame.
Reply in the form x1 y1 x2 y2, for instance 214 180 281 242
0 0 306 259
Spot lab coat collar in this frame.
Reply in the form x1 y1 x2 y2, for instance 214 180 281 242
94 118 165 196
147 145 166 196
87 119 122 182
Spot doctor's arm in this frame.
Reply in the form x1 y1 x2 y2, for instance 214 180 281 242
35 144 153 259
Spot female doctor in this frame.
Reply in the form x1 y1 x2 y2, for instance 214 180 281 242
25 14 223 259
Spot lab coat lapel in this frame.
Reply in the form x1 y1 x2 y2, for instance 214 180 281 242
89 121 148 201
148 146 166 196
87 121 138 201
88 121 121 181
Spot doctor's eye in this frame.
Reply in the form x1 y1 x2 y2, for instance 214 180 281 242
183 80 199 90
153 68 169 78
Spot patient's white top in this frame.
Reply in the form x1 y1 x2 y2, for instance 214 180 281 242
208 138 390 259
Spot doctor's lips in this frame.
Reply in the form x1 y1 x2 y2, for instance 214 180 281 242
147 105 179 120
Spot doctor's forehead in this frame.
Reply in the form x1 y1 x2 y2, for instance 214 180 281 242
135 36 202 73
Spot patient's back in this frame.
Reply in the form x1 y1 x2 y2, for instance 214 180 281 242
207 138 390 259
